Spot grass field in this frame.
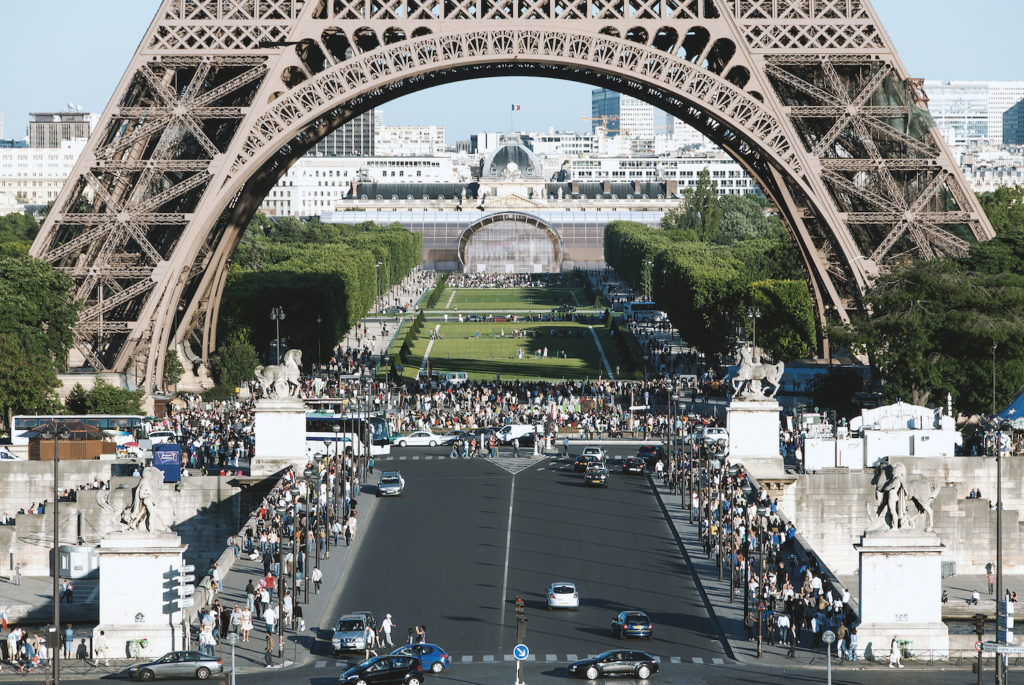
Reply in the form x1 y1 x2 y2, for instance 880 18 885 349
440 287 587 311
399 321 639 382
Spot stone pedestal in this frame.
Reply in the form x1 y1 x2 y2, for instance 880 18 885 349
252 397 307 475
726 399 784 477
855 530 949 660
92 532 188 659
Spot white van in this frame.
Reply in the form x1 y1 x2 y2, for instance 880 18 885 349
439 371 468 386
496 424 538 444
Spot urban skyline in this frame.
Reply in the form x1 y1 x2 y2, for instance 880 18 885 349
0 0 1021 143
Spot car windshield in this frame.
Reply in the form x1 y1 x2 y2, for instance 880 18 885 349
337 619 364 631
381 477 400 485
553 585 575 594
591 468 608 476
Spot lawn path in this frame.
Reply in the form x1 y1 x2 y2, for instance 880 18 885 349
588 325 615 379
417 324 441 375
445 289 456 309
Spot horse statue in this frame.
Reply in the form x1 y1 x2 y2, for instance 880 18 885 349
254 349 302 397
731 345 784 400
867 461 940 532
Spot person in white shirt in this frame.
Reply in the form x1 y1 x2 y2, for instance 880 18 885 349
381 614 395 647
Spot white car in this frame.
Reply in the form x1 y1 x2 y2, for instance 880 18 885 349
547 581 580 610
394 431 444 447
699 427 728 445
0 448 24 461
147 430 178 445
581 446 606 461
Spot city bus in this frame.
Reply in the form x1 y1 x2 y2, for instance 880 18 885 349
305 413 392 457
9 414 144 446
623 301 667 323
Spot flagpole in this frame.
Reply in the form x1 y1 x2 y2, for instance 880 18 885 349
510 103 513 132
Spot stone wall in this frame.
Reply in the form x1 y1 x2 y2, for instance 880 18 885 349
0 470 272 577
786 457 1024 576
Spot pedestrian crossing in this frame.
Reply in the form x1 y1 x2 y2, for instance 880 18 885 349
376 454 550 475
313 654 726 668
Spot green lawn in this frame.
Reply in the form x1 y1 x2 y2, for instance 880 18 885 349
399 321 639 382
439 287 587 311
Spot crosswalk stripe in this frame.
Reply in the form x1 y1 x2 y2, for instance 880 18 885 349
315 660 327 668
504 654 515 661
412 455 420 460
567 654 578 662
691 657 704 664
461 656 473 664
670 657 681 664
483 655 494 663
545 654 556 662
425 455 433 460
712 658 724 665
398 456 407 460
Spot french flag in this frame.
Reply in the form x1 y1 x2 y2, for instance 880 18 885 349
511 104 521 111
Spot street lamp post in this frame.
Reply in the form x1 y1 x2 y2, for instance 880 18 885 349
822 630 836 685
40 422 71 685
316 315 323 369
747 306 762 355
225 631 238 685
270 307 286 365
996 419 1009 684
756 504 767 659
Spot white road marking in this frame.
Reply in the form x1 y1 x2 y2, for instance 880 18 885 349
499 477 516 642
587 325 615 379
315 660 327 668
567 654 578 662
412 455 420 460
461 656 473 664
712 658 724 665
425 455 433 460
670 657 681 664
545 654 557 662
483 655 495 663
691 657 704 664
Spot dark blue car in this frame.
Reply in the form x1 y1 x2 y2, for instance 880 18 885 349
611 611 653 639
391 643 451 673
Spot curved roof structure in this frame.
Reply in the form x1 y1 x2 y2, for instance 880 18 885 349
481 135 544 180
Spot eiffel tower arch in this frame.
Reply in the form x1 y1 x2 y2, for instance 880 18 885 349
30 0 994 394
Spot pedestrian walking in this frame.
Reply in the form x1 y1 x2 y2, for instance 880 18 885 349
312 566 323 594
512 438 520 458
94 630 108 665
888 634 903 669
363 625 378 660
241 607 253 642
63 624 73 659
13 562 20 586
264 605 277 636
381 614 395 647
264 632 274 668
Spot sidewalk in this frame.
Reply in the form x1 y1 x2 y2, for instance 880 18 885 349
649 477 862 669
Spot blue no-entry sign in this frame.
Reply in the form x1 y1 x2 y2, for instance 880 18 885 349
513 644 529 661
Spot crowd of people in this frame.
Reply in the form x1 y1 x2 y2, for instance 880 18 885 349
446 273 563 288
155 399 255 474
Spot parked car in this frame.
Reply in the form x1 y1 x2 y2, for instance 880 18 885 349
391 643 451 673
567 650 659 680
393 431 444 447
376 471 405 497
466 314 484 322
339 655 423 684
332 612 376 654
621 457 646 475
611 610 653 639
573 455 602 472
584 466 609 487
127 651 223 681
383 305 406 314
546 581 580 609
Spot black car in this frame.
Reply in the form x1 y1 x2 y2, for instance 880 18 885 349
383 305 406 314
636 445 665 468
584 466 609 487
568 650 659 680
622 456 646 475
339 655 424 685
573 455 601 472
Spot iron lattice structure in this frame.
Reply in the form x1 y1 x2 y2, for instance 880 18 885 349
31 0 994 392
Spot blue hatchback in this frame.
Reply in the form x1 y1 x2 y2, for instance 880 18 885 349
391 643 452 673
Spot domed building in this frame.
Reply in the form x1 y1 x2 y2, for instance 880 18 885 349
476 134 547 203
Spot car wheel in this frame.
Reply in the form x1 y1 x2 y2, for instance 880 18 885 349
637 665 652 679
138 670 155 682
586 666 600 680
431 662 444 673
429 440 437 447
407 678 423 685
355 680 368 685
196 667 211 680
398 440 407 447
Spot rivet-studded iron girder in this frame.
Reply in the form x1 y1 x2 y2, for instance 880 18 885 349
30 0 994 393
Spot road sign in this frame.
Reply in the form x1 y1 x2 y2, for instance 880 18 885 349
181 565 196 573
513 644 530 661
822 630 836 645
175 597 195 608
983 642 1024 655
178 574 196 584
976 641 983 652
998 629 1014 643
177 585 195 596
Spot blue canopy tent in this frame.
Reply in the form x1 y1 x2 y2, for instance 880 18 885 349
998 386 1024 429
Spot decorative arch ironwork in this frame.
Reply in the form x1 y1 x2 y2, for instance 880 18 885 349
30 0 994 396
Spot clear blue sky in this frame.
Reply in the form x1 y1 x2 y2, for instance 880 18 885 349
0 0 1020 142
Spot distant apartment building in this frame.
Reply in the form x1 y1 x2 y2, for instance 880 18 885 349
530 130 599 156
564 154 756 195
959 150 1024 193
308 110 375 157
28 110 99 148
0 138 87 205
925 81 1024 147
591 88 655 139
1003 99 1024 146
375 124 445 156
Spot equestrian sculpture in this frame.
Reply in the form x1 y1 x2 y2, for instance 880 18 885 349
867 461 939 532
254 349 302 397
731 345 784 400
